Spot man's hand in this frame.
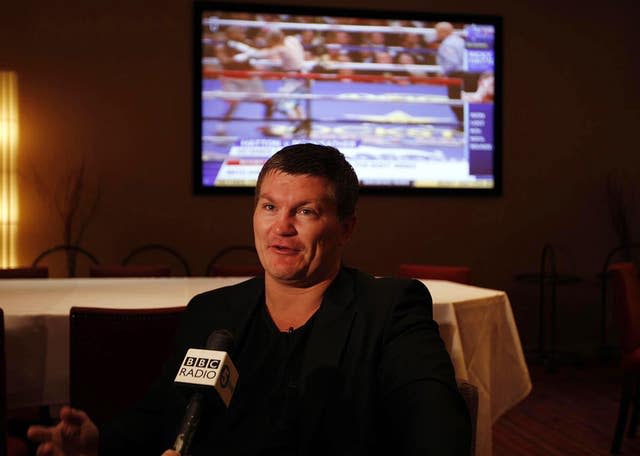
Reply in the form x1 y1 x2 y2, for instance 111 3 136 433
160 451 180 456
27 406 99 456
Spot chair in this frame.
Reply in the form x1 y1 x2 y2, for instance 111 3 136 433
456 379 478 456
206 245 264 277
599 243 640 356
609 262 640 454
121 243 191 276
513 243 582 371
1 309 30 456
32 244 100 277
0 267 48 279
69 306 185 426
89 264 171 278
397 264 471 285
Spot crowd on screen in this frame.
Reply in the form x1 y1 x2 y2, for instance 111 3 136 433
202 13 462 77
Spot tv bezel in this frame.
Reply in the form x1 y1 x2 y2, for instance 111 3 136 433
192 2 503 196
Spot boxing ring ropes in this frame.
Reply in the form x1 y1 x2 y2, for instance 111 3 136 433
201 17 471 142
203 69 463 108
201 64 466 145
202 16 462 38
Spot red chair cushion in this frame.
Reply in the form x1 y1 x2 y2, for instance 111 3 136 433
397 264 471 285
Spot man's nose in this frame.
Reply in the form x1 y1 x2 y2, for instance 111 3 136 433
274 213 296 235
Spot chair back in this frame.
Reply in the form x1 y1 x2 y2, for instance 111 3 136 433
456 379 478 456
69 306 185 426
397 264 471 285
32 244 100 277
122 244 191 276
599 243 640 348
0 267 48 279
206 245 264 277
1 309 29 456
608 262 640 354
89 264 171 278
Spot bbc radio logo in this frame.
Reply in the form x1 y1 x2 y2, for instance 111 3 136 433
175 348 238 406
184 356 220 370
179 356 221 380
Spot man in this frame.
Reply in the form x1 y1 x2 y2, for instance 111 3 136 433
214 26 274 135
434 22 466 125
434 22 465 75
29 144 470 455
233 28 310 137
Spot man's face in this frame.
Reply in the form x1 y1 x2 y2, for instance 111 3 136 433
253 171 355 286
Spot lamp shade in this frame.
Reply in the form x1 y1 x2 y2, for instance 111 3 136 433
0 71 19 267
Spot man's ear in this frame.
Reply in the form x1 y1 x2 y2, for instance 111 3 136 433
340 215 357 244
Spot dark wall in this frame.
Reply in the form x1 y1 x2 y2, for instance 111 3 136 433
2 0 639 352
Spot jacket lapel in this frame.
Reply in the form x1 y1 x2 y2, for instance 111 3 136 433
298 269 357 445
228 276 265 357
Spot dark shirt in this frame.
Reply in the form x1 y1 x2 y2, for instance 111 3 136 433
194 301 315 455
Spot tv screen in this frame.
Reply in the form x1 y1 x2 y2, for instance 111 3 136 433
193 3 502 194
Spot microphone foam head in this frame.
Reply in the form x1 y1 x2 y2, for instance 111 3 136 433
206 329 234 352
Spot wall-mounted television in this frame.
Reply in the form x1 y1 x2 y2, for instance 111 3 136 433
193 2 502 195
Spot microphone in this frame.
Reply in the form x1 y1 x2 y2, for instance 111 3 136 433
172 329 239 456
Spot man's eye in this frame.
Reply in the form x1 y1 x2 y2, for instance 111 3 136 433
298 208 315 216
263 204 275 211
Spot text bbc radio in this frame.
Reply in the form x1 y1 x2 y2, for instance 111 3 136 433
180 356 221 379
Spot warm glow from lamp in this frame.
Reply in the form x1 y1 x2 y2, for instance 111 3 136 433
0 71 19 268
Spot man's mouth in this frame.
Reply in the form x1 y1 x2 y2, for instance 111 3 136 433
270 244 301 254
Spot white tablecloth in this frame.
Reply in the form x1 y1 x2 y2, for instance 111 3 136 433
426 280 532 456
1 277 530 456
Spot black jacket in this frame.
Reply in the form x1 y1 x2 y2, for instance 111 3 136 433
100 267 470 455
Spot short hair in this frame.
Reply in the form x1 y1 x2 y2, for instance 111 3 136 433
265 28 284 46
435 22 454 38
255 143 359 219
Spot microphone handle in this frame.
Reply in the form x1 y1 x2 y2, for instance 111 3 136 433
173 392 204 456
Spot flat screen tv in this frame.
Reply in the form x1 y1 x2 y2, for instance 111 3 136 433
193 2 502 194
